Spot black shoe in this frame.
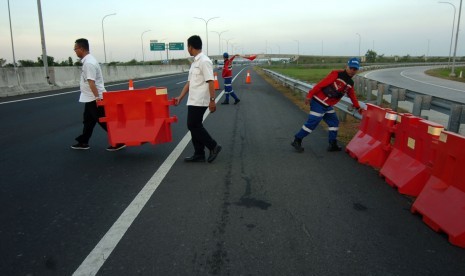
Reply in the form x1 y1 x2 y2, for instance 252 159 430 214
234 99 241 105
327 141 342 152
221 101 229 105
208 145 222 163
291 140 304 152
71 143 90 150
184 155 206 162
107 144 126 152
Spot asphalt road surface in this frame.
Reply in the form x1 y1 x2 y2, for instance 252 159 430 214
1 66 464 275
362 66 465 103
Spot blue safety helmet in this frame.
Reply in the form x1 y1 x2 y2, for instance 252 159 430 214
347 58 360 69
223 52 229 58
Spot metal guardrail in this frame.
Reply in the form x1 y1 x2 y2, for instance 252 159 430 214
263 67 465 133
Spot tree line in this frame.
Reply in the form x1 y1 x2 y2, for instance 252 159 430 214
1 50 461 68
0 56 81 67
0 56 189 67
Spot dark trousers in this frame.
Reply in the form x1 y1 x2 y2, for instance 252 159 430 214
187 105 217 156
75 101 107 144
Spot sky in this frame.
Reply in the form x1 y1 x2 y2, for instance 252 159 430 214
1 0 464 64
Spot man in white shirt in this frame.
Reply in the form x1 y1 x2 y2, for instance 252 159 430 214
174 35 222 163
71 38 125 151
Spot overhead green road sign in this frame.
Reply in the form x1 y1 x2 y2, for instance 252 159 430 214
169 42 184 50
150 43 165 51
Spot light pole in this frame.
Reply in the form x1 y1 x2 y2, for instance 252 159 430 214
211 30 228 55
37 0 51 84
7 0 20 86
224 38 234 54
102 13 116 64
426 39 430 62
450 0 463 76
193 17 219 56
275 44 281 55
356 33 361 59
140 29 151 63
294 40 299 64
439 1 457 68
158 37 166 62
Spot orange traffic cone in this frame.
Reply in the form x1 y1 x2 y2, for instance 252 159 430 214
245 70 251 84
128 79 134 90
214 72 220 90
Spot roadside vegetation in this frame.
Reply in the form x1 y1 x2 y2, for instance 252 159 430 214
425 66 465 83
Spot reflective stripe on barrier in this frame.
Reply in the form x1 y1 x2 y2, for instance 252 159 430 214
379 114 444 196
345 103 397 169
98 87 177 146
411 131 465 248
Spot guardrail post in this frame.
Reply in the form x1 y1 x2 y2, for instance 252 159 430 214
360 78 367 97
391 88 399 111
354 76 360 93
399 88 406 101
361 77 367 97
355 76 363 96
422 95 432 110
412 95 432 118
366 79 372 101
448 104 464 133
412 95 423 116
376 84 385 106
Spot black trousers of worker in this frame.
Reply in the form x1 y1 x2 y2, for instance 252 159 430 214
75 101 107 144
187 105 217 156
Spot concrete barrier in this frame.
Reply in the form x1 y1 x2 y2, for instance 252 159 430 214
0 64 189 97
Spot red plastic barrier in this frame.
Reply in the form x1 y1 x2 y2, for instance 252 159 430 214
379 114 443 196
411 131 465 248
345 103 397 169
98 87 177 147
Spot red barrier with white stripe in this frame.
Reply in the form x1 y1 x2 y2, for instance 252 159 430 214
98 87 177 147
411 130 465 248
345 103 397 169
379 114 443 196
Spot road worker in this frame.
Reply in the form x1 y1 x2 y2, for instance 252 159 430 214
291 57 363 152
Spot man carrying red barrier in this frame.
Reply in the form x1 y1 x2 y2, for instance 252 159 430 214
291 58 363 152
220 52 241 105
71 38 125 152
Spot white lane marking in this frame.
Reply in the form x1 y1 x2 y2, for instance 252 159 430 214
0 73 188 105
72 132 192 276
176 80 188 84
73 67 247 276
399 69 465 92
364 68 464 93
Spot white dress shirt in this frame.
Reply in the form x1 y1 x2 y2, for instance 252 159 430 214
186 52 214 107
79 54 106 103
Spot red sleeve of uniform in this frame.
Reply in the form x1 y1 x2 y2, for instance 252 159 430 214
347 86 360 108
230 55 236 62
306 70 339 99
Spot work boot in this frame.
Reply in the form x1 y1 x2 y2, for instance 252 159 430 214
221 101 229 105
327 140 342 152
291 138 304 152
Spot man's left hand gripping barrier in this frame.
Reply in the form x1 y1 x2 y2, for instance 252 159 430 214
97 87 178 147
